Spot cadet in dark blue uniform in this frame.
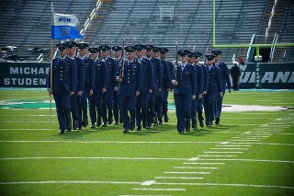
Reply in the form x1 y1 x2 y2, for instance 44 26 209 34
100 45 119 126
67 41 85 130
212 50 231 124
160 48 174 123
145 44 163 128
172 50 197 133
188 51 203 130
193 52 206 128
152 47 165 125
112 45 123 124
203 54 223 126
117 46 143 133
47 43 77 134
77 43 95 128
160 48 174 122
134 44 153 131
89 47 108 128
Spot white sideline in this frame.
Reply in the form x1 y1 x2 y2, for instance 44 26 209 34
0 156 187 161
0 180 140 185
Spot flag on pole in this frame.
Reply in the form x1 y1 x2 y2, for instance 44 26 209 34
51 13 84 40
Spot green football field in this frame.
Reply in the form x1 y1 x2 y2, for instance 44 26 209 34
0 89 293 195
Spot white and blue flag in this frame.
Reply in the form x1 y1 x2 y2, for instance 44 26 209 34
51 13 84 40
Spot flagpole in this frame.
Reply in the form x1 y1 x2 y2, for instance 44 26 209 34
49 2 54 123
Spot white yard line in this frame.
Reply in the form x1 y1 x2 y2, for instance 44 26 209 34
210 148 248 150
164 171 211 175
199 158 294 163
198 155 237 158
132 188 185 191
155 176 204 180
203 151 243 154
153 182 294 190
174 166 219 170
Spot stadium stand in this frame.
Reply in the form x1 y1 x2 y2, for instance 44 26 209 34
0 0 95 62
0 0 293 63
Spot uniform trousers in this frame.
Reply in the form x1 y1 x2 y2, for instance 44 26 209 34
113 90 121 123
136 93 148 128
204 91 217 125
162 88 169 118
155 89 164 120
53 92 71 131
174 94 192 132
89 90 106 124
191 98 198 127
147 91 156 126
103 87 114 123
196 97 205 122
120 95 137 129
70 94 81 127
215 91 225 118
79 85 90 123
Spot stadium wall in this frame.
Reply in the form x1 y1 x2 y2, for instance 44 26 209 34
0 63 293 89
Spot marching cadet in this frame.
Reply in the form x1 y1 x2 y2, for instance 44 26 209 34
100 45 119 126
203 54 222 126
117 46 143 133
47 43 77 134
112 45 123 124
145 44 162 128
193 52 207 128
172 50 197 133
66 41 85 130
77 43 95 128
212 50 231 125
89 47 108 128
160 47 174 123
189 51 204 129
152 47 165 126
157 48 173 124
134 44 153 131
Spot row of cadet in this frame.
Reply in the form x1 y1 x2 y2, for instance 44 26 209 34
47 41 231 134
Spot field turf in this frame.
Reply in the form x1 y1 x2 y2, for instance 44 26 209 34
0 89 293 195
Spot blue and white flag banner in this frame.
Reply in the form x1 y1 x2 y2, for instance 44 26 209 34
51 13 84 40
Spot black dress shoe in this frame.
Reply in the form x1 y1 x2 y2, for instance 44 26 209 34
90 123 95 128
158 118 163 125
102 122 107 127
108 116 113 124
199 120 204 128
123 129 129 133
136 127 142 131
83 119 88 127
66 124 72 132
59 130 65 134
164 115 169 123
178 130 184 134
97 117 102 127
215 117 220 125
130 124 135 130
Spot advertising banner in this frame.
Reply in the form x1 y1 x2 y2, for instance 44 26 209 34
0 63 50 87
238 63 294 89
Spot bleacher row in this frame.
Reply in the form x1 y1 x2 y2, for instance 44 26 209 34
0 0 95 62
0 0 293 63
